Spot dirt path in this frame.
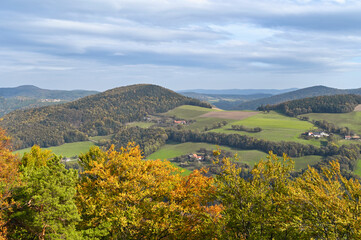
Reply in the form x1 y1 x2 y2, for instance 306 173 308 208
355 104 361 112
200 111 259 120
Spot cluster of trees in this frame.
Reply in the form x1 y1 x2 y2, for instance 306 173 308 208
2 132 361 239
231 125 262 133
313 119 354 136
258 94 361 116
1 84 211 149
1 141 221 239
203 120 228 131
166 129 321 157
101 126 168 156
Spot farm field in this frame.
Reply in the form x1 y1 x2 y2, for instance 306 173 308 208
163 105 218 119
354 159 361 177
126 121 155 128
209 111 320 146
15 141 95 158
147 142 322 170
200 110 259 120
302 111 361 135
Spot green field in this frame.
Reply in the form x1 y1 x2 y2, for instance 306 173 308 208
354 160 361 177
209 111 320 146
126 122 155 128
302 112 361 134
89 134 113 142
147 142 322 170
163 105 217 119
15 141 95 158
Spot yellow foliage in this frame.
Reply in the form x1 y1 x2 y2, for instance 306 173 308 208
77 143 222 239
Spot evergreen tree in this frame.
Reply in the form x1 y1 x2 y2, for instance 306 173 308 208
6 146 81 239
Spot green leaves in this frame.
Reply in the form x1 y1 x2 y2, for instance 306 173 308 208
6 146 81 239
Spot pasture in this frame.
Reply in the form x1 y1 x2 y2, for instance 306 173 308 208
210 111 320 146
15 141 95 158
200 111 259 120
163 105 217 119
126 121 155 128
302 112 361 135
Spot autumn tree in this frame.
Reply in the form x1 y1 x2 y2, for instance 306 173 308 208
216 151 361 239
0 128 20 239
77 143 222 239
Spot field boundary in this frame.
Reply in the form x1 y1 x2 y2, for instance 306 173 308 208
200 111 259 120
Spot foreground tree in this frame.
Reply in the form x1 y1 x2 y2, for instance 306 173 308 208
6 145 81 239
216 152 361 239
77 144 222 239
0 128 20 239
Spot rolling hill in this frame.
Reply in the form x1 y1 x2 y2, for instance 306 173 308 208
177 88 297 95
0 85 99 100
235 85 361 110
1 84 211 149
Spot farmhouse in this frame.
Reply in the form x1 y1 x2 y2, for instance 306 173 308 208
307 131 329 138
174 120 187 125
188 154 204 161
344 135 361 140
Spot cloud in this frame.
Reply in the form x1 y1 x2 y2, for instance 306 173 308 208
1 0 361 89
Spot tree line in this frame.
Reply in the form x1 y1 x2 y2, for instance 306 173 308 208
258 94 361 116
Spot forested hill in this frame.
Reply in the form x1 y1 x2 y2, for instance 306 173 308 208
259 94 361 116
1 84 211 149
235 85 361 110
0 85 99 100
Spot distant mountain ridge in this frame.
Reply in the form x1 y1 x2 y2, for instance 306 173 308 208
235 86 361 110
0 85 99 100
1 84 210 149
0 85 99 117
177 88 298 95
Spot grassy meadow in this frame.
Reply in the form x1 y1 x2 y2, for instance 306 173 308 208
163 105 218 119
209 111 320 146
302 111 361 134
15 141 95 158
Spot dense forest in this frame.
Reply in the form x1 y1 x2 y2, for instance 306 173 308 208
2 127 361 239
258 94 361 116
236 85 361 110
101 126 168 156
0 84 211 149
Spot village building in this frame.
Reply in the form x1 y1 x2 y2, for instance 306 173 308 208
174 120 187 125
307 131 329 138
188 153 204 161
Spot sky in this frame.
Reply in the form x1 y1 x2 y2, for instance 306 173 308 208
1 0 361 91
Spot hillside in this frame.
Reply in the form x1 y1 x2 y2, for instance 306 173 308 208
1 84 211 149
261 94 361 116
0 85 99 116
179 92 272 110
235 85 361 110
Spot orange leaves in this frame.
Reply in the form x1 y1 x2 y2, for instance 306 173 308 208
0 128 20 238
